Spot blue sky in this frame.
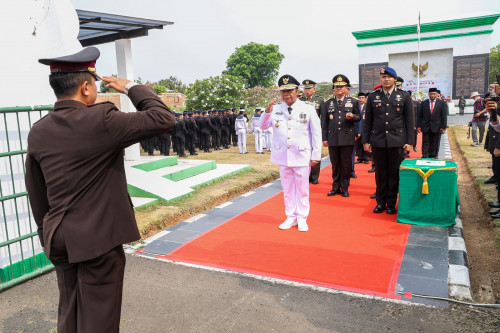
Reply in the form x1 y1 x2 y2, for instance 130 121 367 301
71 0 500 85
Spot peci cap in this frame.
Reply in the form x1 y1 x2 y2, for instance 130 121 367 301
358 92 367 97
278 74 300 90
38 47 102 80
332 74 349 86
380 67 397 79
428 87 438 93
302 79 316 88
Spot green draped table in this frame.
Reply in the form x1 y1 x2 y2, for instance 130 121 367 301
397 158 459 227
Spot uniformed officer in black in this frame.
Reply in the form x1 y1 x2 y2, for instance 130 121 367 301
221 109 231 149
300 79 325 184
362 67 415 214
322 75 360 197
158 127 171 156
185 112 199 155
230 108 238 146
174 112 188 157
199 111 214 152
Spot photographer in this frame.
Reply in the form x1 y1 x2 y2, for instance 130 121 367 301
484 96 500 216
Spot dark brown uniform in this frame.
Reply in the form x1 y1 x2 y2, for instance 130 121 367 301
25 85 175 332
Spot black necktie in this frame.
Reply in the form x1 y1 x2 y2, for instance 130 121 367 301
287 106 292 114
337 99 342 106
386 92 390 99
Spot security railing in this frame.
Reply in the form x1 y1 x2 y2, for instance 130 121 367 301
0 105 54 292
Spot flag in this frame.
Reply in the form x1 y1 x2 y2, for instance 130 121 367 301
417 12 421 35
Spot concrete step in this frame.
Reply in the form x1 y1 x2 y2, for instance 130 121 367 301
147 159 216 181
130 156 178 171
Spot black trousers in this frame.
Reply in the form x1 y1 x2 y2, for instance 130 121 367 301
231 130 238 146
158 136 170 156
201 132 211 150
175 136 185 156
422 131 441 158
372 146 403 207
495 155 500 201
49 227 125 333
309 161 321 182
186 135 196 154
329 145 353 192
355 137 369 161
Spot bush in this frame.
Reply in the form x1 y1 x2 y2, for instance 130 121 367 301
185 75 246 110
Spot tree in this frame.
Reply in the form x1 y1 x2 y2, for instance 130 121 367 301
185 75 246 110
490 44 500 84
223 42 284 88
244 86 280 110
99 74 117 93
156 76 187 93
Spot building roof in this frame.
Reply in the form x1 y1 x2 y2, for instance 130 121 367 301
352 13 500 40
77 9 174 46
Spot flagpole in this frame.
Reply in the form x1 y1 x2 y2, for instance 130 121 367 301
417 11 421 101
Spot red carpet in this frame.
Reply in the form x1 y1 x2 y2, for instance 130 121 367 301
160 139 423 299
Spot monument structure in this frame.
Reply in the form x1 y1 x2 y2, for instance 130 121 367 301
352 13 500 112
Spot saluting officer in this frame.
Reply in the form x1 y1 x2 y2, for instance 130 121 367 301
300 79 324 184
25 47 175 331
322 75 360 197
362 67 415 214
261 75 322 232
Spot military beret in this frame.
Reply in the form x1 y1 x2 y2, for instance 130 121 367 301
332 74 350 86
380 67 397 79
187 112 193 116
202 111 207 115
39 47 102 81
302 79 316 88
207 110 212 113
278 74 300 90
395 76 404 85
428 87 438 93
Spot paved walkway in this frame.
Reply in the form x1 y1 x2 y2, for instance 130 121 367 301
137 133 466 307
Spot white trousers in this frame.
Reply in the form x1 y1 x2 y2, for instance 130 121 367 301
264 131 272 150
237 129 247 153
279 165 311 219
253 128 263 153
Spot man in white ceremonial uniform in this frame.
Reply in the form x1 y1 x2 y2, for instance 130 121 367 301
251 108 264 154
235 110 249 154
264 120 273 151
261 74 322 231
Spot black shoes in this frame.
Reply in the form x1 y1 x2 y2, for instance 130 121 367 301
350 172 357 178
342 191 349 197
368 167 376 173
488 201 500 208
364 161 370 164
373 204 386 213
355 160 362 164
327 190 340 196
370 193 376 199
311 180 319 185
386 207 397 214
485 177 497 184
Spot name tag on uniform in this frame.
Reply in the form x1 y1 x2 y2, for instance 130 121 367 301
276 112 283 115
374 99 381 103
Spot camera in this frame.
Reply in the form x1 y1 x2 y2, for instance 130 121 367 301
488 74 500 102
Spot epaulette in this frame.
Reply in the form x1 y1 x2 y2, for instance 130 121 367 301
88 101 115 107
304 101 315 106
350 96 359 100
32 113 51 126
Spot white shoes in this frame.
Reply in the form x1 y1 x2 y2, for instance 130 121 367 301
278 217 308 232
297 217 309 232
279 217 297 230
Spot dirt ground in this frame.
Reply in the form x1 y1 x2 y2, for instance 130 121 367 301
449 127 500 303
